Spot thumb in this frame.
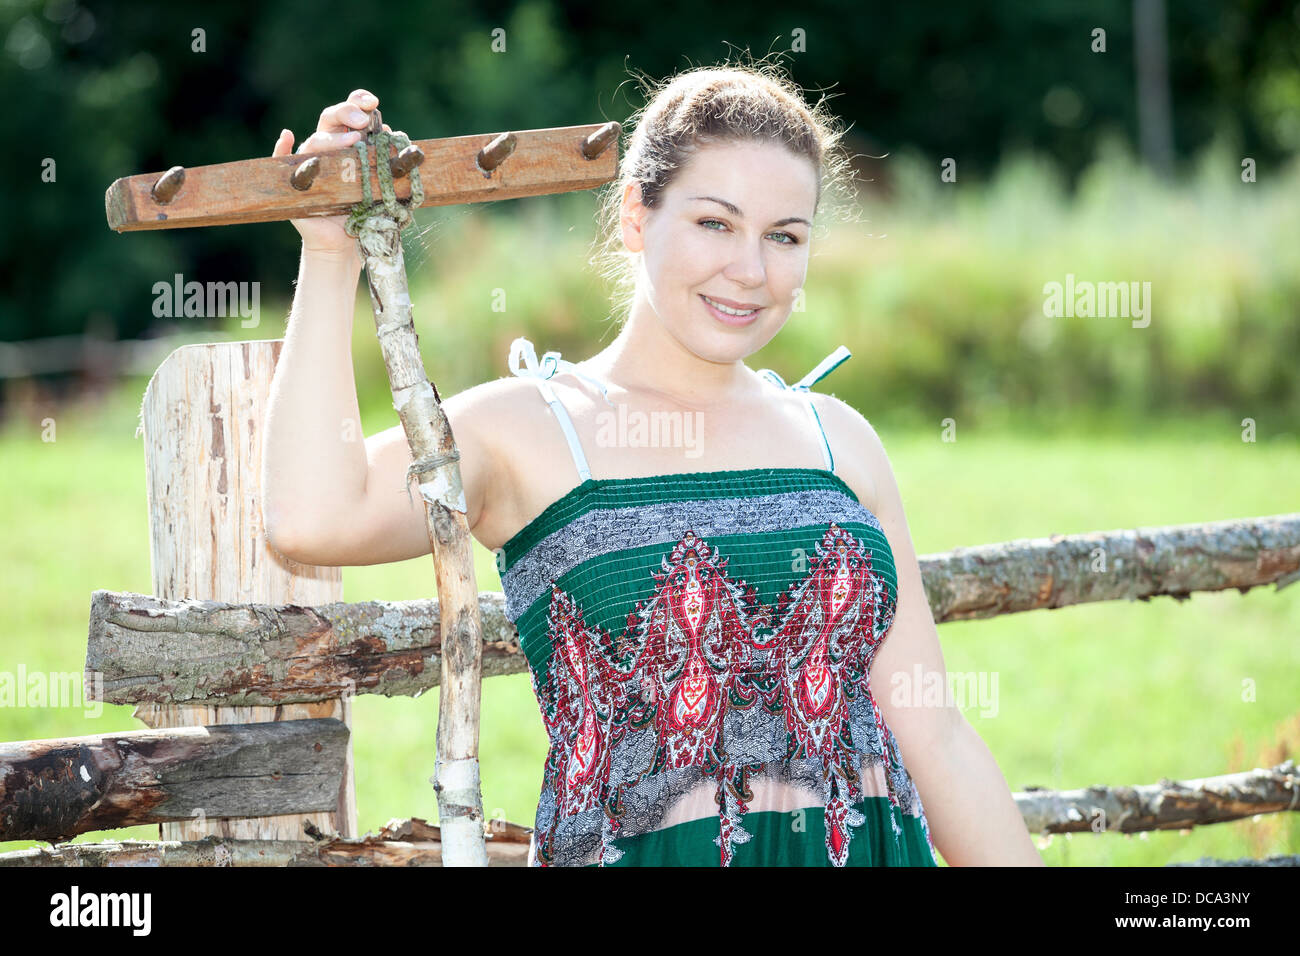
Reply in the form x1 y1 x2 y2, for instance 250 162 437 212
271 128 293 158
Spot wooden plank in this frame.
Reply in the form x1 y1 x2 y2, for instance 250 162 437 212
133 341 355 841
87 589 523 706
105 123 620 232
0 719 348 844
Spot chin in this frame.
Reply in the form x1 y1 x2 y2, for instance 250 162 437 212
691 323 783 364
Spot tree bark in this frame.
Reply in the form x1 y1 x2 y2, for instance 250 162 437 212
87 590 522 706
922 513 1300 622
1016 760 1299 834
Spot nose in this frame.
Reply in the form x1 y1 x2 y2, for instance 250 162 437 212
722 236 767 289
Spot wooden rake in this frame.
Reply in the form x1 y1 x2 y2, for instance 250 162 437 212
104 110 621 865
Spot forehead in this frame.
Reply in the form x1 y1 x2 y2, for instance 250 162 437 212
669 140 817 208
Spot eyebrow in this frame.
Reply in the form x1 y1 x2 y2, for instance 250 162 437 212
687 195 812 228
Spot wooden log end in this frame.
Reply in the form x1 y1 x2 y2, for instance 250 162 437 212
390 145 425 179
290 155 321 191
104 179 131 232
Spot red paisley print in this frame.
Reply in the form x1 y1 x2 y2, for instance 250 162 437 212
531 523 910 867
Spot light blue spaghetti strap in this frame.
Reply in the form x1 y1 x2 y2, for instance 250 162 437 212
757 345 851 473
508 337 613 483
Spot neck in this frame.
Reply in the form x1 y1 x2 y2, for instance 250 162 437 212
580 299 764 410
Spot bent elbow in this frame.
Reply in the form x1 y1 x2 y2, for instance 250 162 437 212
262 505 327 567
263 519 307 564
262 484 320 565
262 524 345 568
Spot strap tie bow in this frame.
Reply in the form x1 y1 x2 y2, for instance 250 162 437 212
509 337 613 405
756 345 851 393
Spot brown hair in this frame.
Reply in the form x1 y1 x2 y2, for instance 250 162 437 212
590 53 859 325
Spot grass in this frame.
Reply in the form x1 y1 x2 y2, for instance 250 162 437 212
1 386 1295 865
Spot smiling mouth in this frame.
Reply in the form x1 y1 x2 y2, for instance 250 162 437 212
700 294 762 321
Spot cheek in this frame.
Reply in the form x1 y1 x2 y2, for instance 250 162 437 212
779 251 810 291
646 227 703 273
675 228 720 268
655 233 721 294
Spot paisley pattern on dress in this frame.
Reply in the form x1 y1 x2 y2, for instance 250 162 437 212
503 477 939 868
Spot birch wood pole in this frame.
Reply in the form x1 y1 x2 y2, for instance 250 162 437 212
353 205 488 866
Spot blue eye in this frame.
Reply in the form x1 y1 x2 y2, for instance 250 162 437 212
698 219 799 245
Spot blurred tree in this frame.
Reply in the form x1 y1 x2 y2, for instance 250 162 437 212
1 0 1297 354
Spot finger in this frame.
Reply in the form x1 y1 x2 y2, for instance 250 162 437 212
348 89 378 109
272 128 293 158
320 100 374 133
296 128 364 154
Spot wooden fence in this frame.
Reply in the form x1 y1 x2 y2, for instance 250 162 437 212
0 340 1296 866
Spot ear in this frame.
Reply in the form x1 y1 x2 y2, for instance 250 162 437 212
619 181 648 253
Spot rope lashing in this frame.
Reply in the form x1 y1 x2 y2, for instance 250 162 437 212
344 124 425 237
404 447 461 506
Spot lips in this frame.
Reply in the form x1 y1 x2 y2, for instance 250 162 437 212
700 294 762 326
702 293 763 310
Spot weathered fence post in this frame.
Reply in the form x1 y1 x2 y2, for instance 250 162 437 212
129 340 357 841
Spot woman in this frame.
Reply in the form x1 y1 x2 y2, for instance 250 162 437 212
263 62 1045 867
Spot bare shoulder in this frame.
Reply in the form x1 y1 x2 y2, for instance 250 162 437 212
437 374 565 548
440 372 536 413
811 391 883 445
439 373 553 476
808 392 892 514
436 372 572 451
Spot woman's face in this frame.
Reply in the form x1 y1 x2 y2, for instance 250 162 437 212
621 139 819 363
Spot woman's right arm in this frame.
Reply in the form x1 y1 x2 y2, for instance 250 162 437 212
261 244 368 559
260 90 500 566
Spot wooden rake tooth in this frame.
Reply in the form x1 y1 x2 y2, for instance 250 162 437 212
476 131 516 177
389 144 425 179
290 156 321 191
151 165 186 204
581 121 621 160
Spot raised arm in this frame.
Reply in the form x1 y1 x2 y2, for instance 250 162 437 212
260 88 500 567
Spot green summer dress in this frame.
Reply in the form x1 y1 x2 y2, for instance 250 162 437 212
500 338 939 867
